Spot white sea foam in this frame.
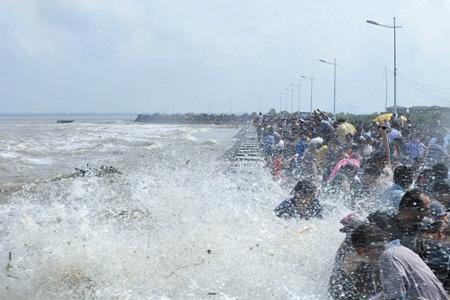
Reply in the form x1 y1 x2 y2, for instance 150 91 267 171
0 121 347 299
21 157 53 165
0 152 20 159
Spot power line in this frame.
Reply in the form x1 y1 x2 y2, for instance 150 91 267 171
397 76 450 105
340 68 386 109
398 74 450 100
397 73 450 92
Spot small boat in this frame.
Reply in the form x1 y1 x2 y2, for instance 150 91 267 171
56 120 74 124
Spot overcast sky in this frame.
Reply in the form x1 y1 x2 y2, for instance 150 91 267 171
1 0 450 114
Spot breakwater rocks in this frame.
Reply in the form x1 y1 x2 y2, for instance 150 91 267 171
135 113 253 125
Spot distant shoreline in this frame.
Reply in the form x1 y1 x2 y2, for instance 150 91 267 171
0 113 136 117
135 113 253 125
0 113 136 122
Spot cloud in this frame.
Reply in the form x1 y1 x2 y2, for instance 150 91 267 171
1 0 450 113
400 0 450 58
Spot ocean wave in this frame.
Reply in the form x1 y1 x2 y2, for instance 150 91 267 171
21 156 53 165
0 124 343 299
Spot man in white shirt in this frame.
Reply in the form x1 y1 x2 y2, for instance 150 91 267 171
351 224 449 300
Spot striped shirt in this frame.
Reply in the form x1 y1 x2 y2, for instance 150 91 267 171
378 239 449 300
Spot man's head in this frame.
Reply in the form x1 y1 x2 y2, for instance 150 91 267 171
430 200 448 223
367 211 395 240
398 189 431 225
367 150 388 171
416 169 434 194
393 165 414 189
362 164 381 186
432 163 448 182
292 180 316 204
351 224 387 263
433 181 450 209
412 134 421 144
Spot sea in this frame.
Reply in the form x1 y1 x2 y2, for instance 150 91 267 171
0 114 349 300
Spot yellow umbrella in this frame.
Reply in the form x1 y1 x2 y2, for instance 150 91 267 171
336 122 357 137
374 113 407 124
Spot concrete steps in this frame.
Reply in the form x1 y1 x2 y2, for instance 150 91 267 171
228 126 264 170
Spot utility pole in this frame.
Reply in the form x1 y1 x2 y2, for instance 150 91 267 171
279 93 282 113
385 66 388 110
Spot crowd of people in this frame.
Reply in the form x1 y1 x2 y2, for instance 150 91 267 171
255 109 450 299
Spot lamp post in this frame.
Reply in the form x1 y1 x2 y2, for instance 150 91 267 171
286 88 294 113
284 89 289 117
291 82 301 113
301 75 314 114
257 96 262 113
367 17 402 114
319 58 337 115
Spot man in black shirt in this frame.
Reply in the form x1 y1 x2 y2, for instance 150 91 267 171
274 180 323 220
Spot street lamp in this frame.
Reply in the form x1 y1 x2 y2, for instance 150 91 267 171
301 75 314 114
284 89 290 116
291 82 301 113
319 58 337 115
367 17 402 114
257 96 262 113
286 87 294 113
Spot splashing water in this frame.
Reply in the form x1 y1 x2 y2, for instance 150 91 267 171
0 120 349 299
